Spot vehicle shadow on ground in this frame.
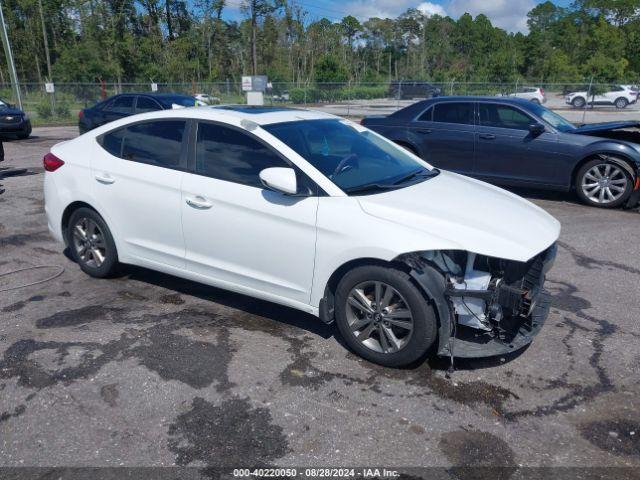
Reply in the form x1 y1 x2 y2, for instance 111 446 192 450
124 264 335 340
62 250 530 371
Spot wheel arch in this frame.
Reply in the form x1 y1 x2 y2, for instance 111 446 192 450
319 255 448 355
61 201 102 246
572 151 638 188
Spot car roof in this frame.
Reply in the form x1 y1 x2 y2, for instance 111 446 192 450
390 95 537 119
91 104 338 128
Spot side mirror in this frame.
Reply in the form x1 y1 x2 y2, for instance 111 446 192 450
259 167 298 195
529 123 545 136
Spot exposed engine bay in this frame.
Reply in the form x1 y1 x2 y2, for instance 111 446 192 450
400 243 557 358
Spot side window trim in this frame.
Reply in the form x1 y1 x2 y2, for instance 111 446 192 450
189 119 323 196
96 118 190 171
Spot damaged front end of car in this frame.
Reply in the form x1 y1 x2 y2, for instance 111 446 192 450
397 243 557 359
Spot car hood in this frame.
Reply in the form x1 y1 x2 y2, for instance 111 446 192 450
572 121 640 134
0 107 24 116
357 172 560 262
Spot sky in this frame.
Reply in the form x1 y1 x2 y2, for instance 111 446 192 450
222 0 573 33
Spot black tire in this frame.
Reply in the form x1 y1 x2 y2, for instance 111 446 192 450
615 97 628 109
67 207 120 277
334 265 437 367
575 158 633 208
572 97 586 108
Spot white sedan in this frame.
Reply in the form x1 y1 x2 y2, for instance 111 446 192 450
566 85 637 109
43 105 560 367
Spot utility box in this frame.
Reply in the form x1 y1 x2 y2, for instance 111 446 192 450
242 75 268 106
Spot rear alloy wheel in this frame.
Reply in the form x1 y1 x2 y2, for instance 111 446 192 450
572 97 586 108
531 98 541 104
68 207 119 277
335 265 437 367
576 159 633 208
615 97 629 109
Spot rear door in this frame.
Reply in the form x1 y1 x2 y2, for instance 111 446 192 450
474 102 562 186
411 101 475 174
180 121 318 304
92 119 187 267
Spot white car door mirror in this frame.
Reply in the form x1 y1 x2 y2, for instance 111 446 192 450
259 167 298 195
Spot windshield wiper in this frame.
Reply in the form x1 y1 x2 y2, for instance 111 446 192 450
392 168 437 185
343 183 399 195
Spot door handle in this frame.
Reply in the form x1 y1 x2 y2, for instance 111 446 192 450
95 174 115 184
479 133 496 140
416 128 432 134
185 196 213 209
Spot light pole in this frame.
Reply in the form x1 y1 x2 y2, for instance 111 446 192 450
0 0 22 109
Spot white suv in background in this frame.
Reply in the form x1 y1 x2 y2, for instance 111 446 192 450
43 105 559 367
508 86 546 104
566 85 637 109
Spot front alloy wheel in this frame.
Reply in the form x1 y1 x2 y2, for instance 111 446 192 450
346 281 414 354
334 265 437 367
577 160 632 208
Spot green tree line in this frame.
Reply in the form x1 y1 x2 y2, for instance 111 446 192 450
1 0 639 85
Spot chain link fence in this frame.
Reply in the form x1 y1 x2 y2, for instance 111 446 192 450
1 80 637 124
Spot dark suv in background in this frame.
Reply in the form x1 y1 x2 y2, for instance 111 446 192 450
388 81 441 100
78 93 199 134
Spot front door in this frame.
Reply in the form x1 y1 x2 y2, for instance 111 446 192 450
474 102 562 187
181 121 318 304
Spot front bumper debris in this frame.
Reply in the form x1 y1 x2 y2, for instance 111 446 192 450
401 243 557 359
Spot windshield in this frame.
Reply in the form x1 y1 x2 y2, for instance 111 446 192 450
528 103 575 132
264 119 438 194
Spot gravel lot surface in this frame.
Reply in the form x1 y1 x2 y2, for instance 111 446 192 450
0 126 639 478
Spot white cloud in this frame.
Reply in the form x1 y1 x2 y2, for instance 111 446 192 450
417 2 447 16
342 0 447 19
447 0 535 32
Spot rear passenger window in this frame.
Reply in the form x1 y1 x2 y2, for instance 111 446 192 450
100 120 185 168
432 103 474 125
102 128 126 157
196 122 289 188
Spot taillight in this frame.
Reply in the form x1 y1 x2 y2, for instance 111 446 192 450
540 88 545 95
43 153 64 172
78 110 84 120
360 118 365 125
